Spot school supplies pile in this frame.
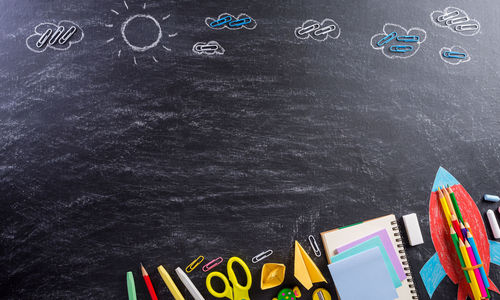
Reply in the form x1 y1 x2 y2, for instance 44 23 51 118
321 215 417 300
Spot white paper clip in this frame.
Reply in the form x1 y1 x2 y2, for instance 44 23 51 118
251 249 273 263
308 235 321 257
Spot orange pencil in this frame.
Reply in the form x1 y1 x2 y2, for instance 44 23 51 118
141 264 159 300
438 187 452 227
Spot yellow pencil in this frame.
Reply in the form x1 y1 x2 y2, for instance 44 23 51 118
438 187 452 227
158 265 185 300
441 186 457 218
459 239 482 300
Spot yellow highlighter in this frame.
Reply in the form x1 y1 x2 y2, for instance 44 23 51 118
158 265 185 300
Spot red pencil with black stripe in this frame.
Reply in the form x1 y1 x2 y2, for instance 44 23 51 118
141 264 158 300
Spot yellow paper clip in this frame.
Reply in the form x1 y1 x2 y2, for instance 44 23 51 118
185 256 204 273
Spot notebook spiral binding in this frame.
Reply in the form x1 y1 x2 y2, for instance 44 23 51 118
391 220 419 299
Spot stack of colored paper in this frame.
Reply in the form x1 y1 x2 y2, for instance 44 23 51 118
321 215 416 300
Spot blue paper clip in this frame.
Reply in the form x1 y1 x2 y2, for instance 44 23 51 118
442 51 467 59
376 32 397 47
210 15 232 28
396 35 419 43
229 17 252 28
389 45 413 53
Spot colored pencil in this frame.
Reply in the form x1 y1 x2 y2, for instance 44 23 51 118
141 264 159 300
448 186 464 223
127 271 138 300
459 239 482 300
451 226 471 282
466 230 490 289
451 214 464 241
442 186 458 218
460 222 468 242
438 187 452 227
465 240 487 298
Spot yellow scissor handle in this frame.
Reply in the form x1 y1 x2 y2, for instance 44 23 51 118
206 271 233 299
226 257 252 300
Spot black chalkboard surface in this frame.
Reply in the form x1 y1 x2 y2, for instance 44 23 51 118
1 0 500 299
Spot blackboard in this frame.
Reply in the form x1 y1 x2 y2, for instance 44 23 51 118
1 0 500 299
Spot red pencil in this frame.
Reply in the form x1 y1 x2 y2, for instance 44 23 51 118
451 214 464 241
141 264 158 300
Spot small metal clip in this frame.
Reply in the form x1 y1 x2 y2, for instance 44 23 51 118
49 26 65 45
455 24 479 31
36 29 52 48
298 23 321 36
437 10 460 22
210 15 232 28
314 25 336 36
377 31 397 47
185 256 204 273
229 17 252 28
59 26 77 44
396 35 419 43
308 235 321 257
251 249 273 263
445 16 469 26
202 257 223 272
442 51 467 59
389 45 413 53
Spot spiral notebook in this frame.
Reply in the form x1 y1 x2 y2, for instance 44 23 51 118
321 214 418 300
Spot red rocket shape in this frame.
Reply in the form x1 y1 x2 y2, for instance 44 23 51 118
425 167 500 299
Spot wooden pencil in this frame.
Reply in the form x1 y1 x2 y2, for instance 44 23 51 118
141 264 159 300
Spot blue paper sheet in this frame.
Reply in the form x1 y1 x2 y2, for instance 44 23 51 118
331 236 402 288
329 247 398 300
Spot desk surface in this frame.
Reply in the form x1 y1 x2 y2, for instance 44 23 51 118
1 0 500 299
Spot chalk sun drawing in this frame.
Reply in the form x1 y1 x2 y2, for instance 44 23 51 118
430 7 480 37
370 23 426 59
104 1 177 65
439 46 470 65
295 18 341 42
26 20 83 53
205 13 257 30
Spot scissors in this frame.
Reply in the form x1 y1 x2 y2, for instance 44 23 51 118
206 256 252 300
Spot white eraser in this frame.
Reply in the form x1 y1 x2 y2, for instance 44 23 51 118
403 213 424 246
487 210 500 239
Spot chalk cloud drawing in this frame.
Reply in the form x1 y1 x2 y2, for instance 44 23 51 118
206 13 257 30
370 23 426 59
440 46 470 65
104 1 177 64
295 19 340 42
26 20 83 53
430 7 480 36
192 41 225 56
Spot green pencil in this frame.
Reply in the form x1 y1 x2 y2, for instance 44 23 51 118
448 186 464 223
450 226 471 282
127 271 137 300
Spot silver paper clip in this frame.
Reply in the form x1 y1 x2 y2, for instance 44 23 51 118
446 16 469 26
308 235 321 257
437 10 460 22
298 23 321 36
314 25 336 36
377 31 397 47
59 26 77 44
455 24 479 32
252 249 273 263
36 29 52 48
202 257 223 272
49 26 65 45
